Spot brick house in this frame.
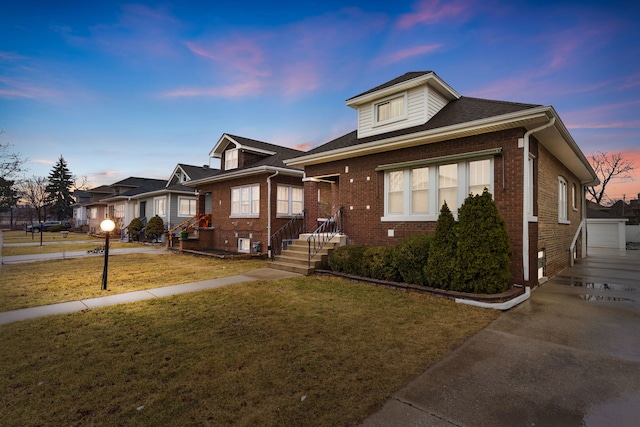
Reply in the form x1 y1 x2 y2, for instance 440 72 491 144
285 71 599 286
182 134 304 255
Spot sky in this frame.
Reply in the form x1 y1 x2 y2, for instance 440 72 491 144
1 0 639 203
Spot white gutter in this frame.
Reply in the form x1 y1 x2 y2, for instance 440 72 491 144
267 171 279 257
520 117 556 282
184 166 302 187
456 287 531 310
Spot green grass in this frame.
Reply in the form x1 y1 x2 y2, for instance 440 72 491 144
2 241 141 256
0 254 267 311
0 276 499 426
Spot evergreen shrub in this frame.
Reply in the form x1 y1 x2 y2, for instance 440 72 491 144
145 215 165 242
425 202 458 289
454 189 511 293
328 244 367 276
127 217 144 241
362 246 401 282
392 233 432 286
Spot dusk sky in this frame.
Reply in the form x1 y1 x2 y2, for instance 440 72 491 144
1 0 639 202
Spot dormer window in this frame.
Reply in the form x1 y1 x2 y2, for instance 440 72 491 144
225 148 238 170
375 94 406 125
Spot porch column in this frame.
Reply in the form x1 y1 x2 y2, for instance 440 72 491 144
304 180 319 232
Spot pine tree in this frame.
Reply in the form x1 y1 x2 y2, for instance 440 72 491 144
425 202 458 289
45 156 74 221
145 215 165 242
0 177 19 213
454 189 511 294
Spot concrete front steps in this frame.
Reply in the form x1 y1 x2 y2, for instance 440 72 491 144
269 234 346 275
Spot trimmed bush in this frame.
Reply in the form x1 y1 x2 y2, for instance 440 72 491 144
145 215 165 242
127 217 144 241
328 244 368 276
425 202 458 289
392 233 432 286
362 246 401 282
454 189 511 293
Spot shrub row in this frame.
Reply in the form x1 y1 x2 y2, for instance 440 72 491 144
328 190 512 294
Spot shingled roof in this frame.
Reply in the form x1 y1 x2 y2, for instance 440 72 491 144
302 96 542 156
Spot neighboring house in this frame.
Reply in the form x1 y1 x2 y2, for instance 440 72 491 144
125 164 219 240
182 134 304 254
71 190 90 228
285 71 599 286
101 177 167 238
84 185 115 234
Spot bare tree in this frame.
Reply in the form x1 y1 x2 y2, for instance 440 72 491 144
18 176 49 223
587 151 635 205
0 131 27 179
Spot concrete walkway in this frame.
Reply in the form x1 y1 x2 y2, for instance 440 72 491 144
2 246 166 264
363 248 640 427
0 268 300 325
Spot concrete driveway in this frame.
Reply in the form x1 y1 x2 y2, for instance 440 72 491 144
363 248 640 426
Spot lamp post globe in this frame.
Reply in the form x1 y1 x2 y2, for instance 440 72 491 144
100 219 116 290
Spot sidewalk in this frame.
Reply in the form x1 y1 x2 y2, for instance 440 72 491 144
0 268 300 325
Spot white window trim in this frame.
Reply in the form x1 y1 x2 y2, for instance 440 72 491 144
558 177 570 224
230 184 260 218
276 185 304 217
154 196 167 217
238 238 251 253
225 148 239 170
373 93 408 127
178 196 197 217
381 158 493 222
572 183 579 211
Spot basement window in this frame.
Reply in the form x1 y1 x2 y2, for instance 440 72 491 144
238 238 250 253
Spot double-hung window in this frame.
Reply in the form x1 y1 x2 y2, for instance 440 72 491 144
558 177 569 224
382 156 494 221
225 148 238 170
375 95 406 124
178 197 196 216
154 197 166 217
231 184 259 217
277 185 303 216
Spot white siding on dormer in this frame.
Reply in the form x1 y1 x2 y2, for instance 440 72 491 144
357 86 428 138
427 86 448 120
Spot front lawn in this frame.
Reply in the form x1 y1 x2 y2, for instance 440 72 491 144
0 254 267 311
0 276 498 426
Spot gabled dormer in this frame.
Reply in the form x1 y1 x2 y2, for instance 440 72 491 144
209 134 277 171
167 164 220 187
345 71 460 139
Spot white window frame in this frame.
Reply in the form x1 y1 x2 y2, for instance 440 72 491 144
558 177 570 224
225 148 238 170
231 184 260 218
276 185 304 217
154 196 167 217
572 183 578 211
238 238 251 253
382 158 493 222
113 203 125 219
374 93 407 126
90 207 97 219
178 197 197 217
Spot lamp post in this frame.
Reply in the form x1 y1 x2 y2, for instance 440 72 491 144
100 219 116 291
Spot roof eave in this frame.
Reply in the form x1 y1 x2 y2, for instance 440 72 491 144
184 166 303 187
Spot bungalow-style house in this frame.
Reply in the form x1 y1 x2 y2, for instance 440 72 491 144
71 189 90 229
83 185 115 234
101 177 167 238
284 71 599 286
182 134 304 255
124 164 219 241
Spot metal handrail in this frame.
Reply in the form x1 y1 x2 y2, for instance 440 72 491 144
307 207 343 267
270 210 306 260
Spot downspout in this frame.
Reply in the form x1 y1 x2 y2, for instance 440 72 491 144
267 171 279 258
520 116 556 283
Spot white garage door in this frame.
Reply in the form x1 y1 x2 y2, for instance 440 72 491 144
588 221 621 248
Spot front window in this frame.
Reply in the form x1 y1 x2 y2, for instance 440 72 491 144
155 197 166 217
90 207 97 219
375 95 406 124
558 177 569 223
178 197 196 216
277 185 304 216
438 164 458 211
225 148 238 170
382 158 493 221
231 184 259 217
113 204 125 219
